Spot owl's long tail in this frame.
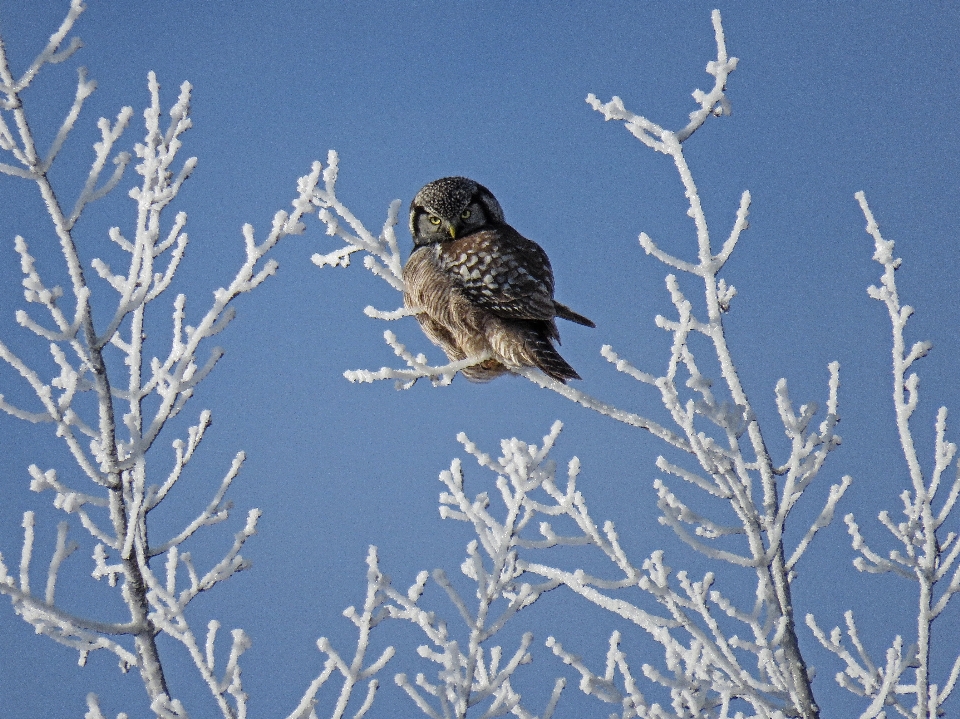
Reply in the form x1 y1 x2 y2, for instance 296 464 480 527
531 340 582 382
492 320 582 383
554 301 595 328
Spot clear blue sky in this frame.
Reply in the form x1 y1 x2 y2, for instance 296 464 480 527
2 2 960 717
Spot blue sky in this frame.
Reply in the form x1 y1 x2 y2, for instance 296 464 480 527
2 2 960 717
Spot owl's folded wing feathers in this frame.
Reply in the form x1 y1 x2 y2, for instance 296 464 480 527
443 227 557 319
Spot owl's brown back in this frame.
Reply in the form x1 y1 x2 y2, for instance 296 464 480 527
403 224 585 382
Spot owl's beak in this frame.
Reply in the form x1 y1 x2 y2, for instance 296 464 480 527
448 225 457 239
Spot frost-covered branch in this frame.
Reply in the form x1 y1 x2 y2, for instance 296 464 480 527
310 150 405 292
344 330 492 389
500 11 841 717
586 10 735 150
450 424 819 716
0 6 325 715
286 548 396 719
377 424 571 719
807 194 960 718
312 10 843 718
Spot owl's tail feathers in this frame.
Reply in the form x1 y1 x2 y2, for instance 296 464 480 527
554 301 596 328
490 320 583 383
526 333 582 383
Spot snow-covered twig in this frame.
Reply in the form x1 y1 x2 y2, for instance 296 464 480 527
286 549 396 719
0 7 326 715
382 425 571 719
808 194 960 718
310 150 404 291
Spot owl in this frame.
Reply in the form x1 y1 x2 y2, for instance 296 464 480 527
403 176 594 383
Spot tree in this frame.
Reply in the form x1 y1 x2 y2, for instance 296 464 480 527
2 3 960 718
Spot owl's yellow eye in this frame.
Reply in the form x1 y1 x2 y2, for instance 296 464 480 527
428 215 442 226
461 209 471 220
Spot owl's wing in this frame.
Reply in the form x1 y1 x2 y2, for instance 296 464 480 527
441 226 557 322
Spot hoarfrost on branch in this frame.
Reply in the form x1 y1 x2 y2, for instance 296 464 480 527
5 3 959 719
805 194 960 719
0 3 393 717
312 10 843 719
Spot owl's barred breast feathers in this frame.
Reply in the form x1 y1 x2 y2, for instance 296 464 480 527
403 177 594 383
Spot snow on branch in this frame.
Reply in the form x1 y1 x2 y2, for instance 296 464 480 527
0 0 83 98
310 10 841 718
586 9 736 149
310 150 405 292
368 425 574 718
807 194 960 718
286 549 396 719
432 417 843 716
0 511 140 669
449 423 815 717
344 331 493 389
0 5 330 714
532 12 852 717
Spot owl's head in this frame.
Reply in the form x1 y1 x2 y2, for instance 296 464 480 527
409 176 505 247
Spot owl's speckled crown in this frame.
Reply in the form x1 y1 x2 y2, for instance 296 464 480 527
409 176 504 235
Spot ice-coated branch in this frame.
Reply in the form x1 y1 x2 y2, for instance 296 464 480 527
119 80 321 461
516 367 691 452
344 330 494 389
378 425 574 718
451 425 798 714
286 548 396 719
0 6 331 714
595 262 839 716
860 193 932 492
809 194 960 718
310 150 404 291
0 336 110 492
143 508 259 618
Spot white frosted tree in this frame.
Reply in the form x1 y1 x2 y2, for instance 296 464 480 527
0 4 393 718
2 4 959 719
310 10 960 719
805 195 960 718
